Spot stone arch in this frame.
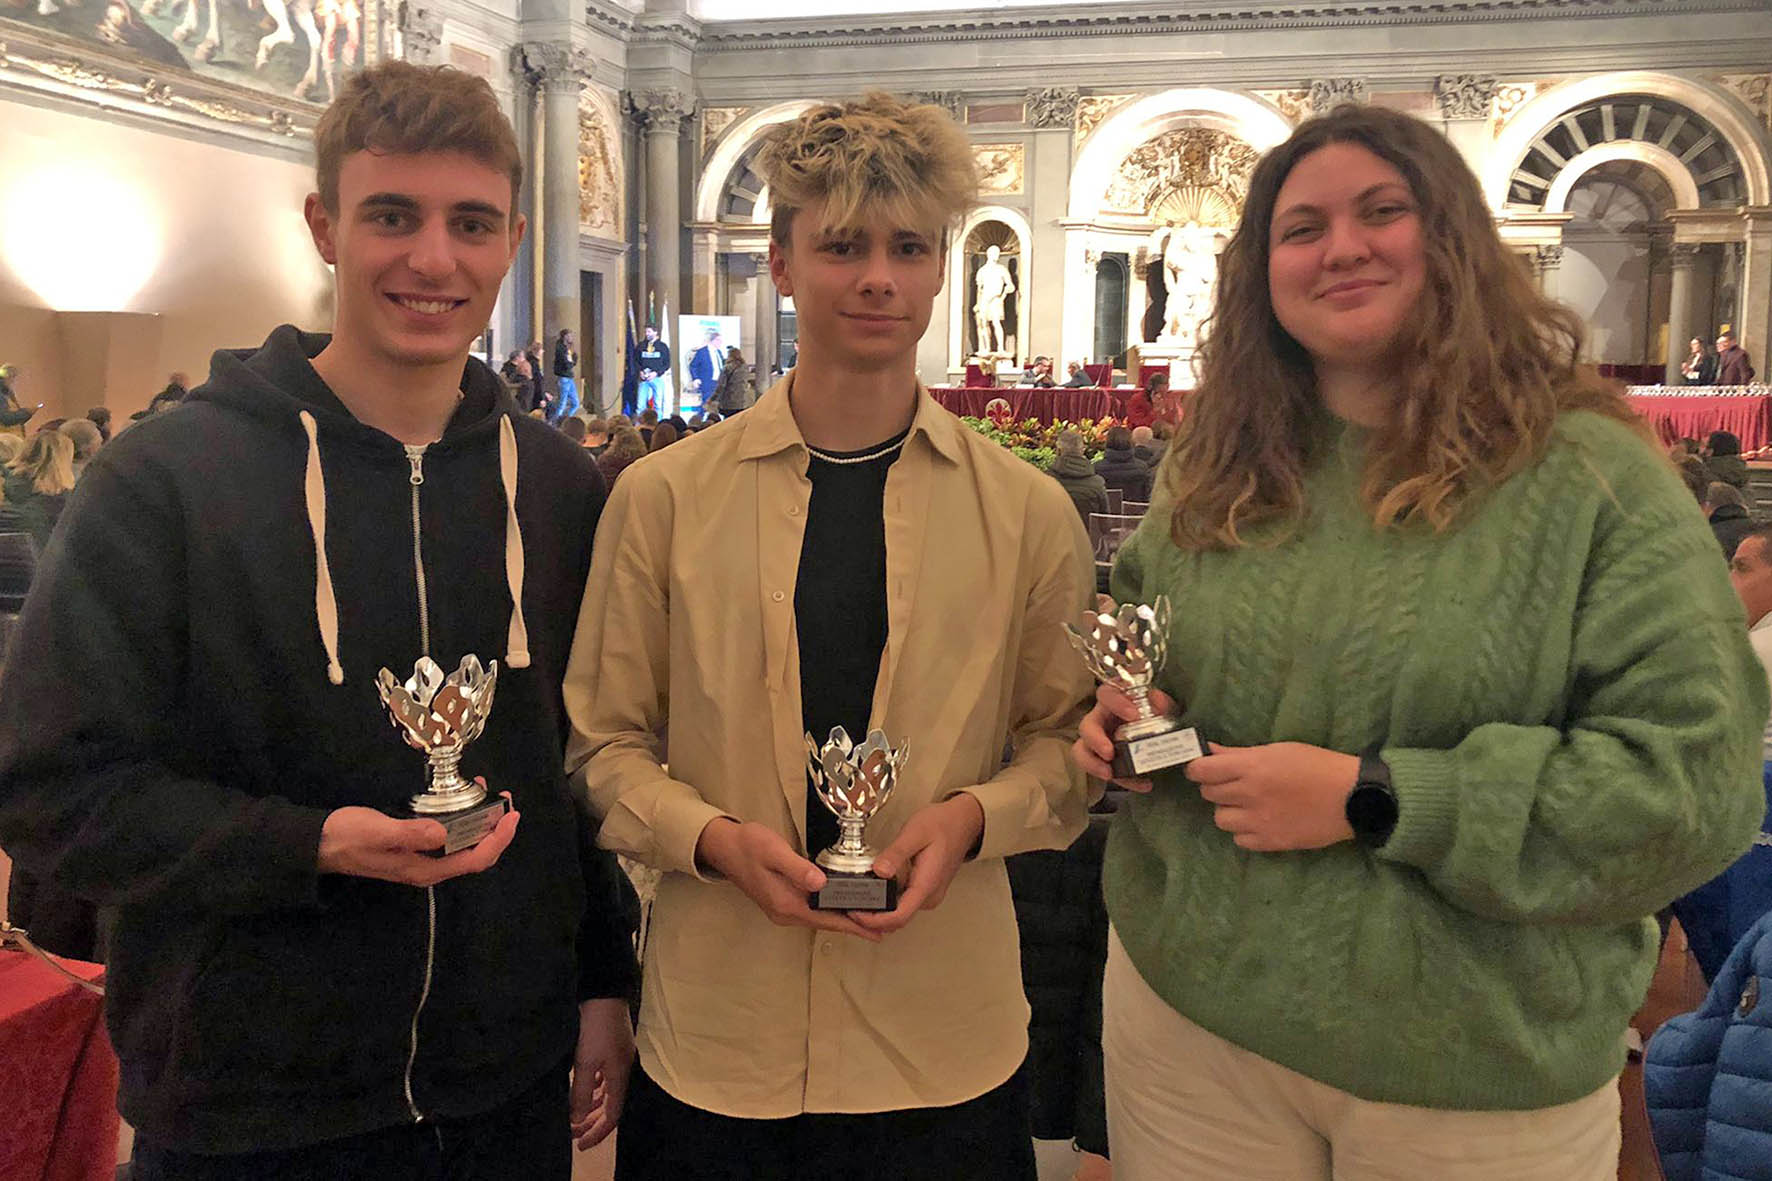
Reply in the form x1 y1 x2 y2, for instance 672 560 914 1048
1066 88 1292 223
694 100 823 224
1543 141 1701 214
1485 72 1770 210
947 204 1033 369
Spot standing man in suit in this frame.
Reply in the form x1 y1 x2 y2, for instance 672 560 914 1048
687 328 725 409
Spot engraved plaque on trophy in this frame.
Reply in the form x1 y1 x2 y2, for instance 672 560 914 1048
376 655 510 855
805 726 906 912
1064 597 1205 778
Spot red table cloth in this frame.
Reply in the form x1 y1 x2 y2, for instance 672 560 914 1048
929 387 1127 423
1626 394 1772 451
0 950 117 1181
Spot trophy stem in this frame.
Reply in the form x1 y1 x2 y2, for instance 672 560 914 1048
1125 683 1156 721
410 747 488 814
816 814 879 875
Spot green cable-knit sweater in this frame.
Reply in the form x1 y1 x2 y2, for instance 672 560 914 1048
1106 410 1768 1111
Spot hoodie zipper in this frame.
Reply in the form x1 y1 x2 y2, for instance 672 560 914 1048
402 442 437 1123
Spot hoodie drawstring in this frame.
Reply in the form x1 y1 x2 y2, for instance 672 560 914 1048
300 410 346 686
499 416 531 669
300 411 531 684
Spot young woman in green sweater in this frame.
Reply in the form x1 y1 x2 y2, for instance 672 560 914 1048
1073 104 1767 1179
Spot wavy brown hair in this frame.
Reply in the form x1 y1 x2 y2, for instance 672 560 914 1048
1165 104 1645 551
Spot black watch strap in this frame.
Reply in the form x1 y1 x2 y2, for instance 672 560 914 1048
1346 749 1398 848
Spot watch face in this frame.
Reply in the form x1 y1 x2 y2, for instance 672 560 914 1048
1348 784 1399 845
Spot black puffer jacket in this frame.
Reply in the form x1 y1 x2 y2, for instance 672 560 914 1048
1094 446 1152 503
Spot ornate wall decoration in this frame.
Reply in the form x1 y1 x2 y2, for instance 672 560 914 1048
1716 73 1772 135
1103 127 1260 220
578 93 623 234
1493 81 1542 124
1252 88 1311 122
1307 78 1367 113
1074 93 1132 144
0 28 306 135
626 86 695 130
1434 74 1498 120
701 105 744 157
1025 86 1078 130
973 143 1024 195
908 89 962 117
397 3 442 65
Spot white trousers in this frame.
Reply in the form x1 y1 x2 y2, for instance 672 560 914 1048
1101 928 1620 1181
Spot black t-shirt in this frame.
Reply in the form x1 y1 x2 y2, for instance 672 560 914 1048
794 429 908 859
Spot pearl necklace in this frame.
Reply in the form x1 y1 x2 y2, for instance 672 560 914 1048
805 436 908 465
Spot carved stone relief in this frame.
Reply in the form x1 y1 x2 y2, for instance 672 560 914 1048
908 90 963 118
1103 127 1260 218
1307 78 1367 113
579 93 623 234
1025 86 1079 130
701 105 745 156
1716 73 1772 135
626 86 696 131
1434 74 1498 121
974 143 1025 195
1252 89 1311 122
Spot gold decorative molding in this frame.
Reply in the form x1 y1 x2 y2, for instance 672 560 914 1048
973 142 1024 196
1251 88 1311 123
1074 93 1132 145
1492 80 1546 130
1105 127 1260 220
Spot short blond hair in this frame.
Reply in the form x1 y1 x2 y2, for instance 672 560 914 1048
758 92 977 244
313 61 522 213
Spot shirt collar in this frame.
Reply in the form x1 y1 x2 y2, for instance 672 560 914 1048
1752 609 1772 635
736 370 963 465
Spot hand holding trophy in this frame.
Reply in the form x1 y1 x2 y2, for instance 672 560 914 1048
1064 597 1205 779
804 727 907 911
376 654 512 855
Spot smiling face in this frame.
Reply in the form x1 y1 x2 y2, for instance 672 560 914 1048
769 198 944 373
305 150 523 370
1267 142 1427 381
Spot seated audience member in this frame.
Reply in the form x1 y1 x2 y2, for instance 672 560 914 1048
1679 455 1711 503
597 423 648 488
1147 419 1173 469
1706 482 1755 558
85 406 111 443
584 417 611 455
1049 429 1109 521
560 416 588 446
1063 361 1093 388
1705 430 1750 489
648 423 679 453
637 408 659 446
59 419 102 481
1094 425 1152 503
1670 522 1772 982
1131 425 1160 470
2 427 76 549
665 414 690 438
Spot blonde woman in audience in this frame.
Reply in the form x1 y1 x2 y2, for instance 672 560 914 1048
4 429 75 548
1074 102 1766 1180
59 418 102 481
596 423 648 489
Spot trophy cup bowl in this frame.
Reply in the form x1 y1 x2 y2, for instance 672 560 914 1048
804 726 907 912
376 655 511 855
1064 596 1205 778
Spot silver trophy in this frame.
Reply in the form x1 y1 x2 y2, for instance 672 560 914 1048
1064 597 1204 778
804 726 907 911
377 655 510 855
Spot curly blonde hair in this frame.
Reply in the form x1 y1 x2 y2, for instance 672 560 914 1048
1166 104 1646 551
757 92 977 244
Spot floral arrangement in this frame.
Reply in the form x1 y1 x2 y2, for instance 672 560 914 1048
959 415 1119 471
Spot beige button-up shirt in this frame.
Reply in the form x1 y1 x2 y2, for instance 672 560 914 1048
564 374 1095 1118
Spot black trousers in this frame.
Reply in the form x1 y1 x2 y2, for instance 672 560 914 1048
130 1059 571 1181
614 1062 1037 1181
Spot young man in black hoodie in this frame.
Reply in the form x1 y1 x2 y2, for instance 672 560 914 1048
0 61 635 1178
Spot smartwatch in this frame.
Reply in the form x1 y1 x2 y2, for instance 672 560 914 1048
1345 749 1398 849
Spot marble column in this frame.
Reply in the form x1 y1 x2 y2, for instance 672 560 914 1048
519 43 593 372
751 251 776 381
1742 208 1772 363
1534 243 1564 301
629 88 695 330
1666 242 1702 386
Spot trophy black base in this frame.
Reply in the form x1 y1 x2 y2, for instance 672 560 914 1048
811 871 899 912
405 795 511 857
1112 723 1206 779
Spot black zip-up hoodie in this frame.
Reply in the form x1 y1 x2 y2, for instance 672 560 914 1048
0 326 637 1154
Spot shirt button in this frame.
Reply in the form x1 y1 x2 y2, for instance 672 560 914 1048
789 506 800 516
772 590 785 602
820 941 835 956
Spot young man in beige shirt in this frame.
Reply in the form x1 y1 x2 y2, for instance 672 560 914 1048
563 93 1095 1179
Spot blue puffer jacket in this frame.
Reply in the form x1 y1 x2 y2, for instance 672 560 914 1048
1645 910 1772 1180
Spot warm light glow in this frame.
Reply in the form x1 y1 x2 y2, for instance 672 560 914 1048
3 162 163 311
